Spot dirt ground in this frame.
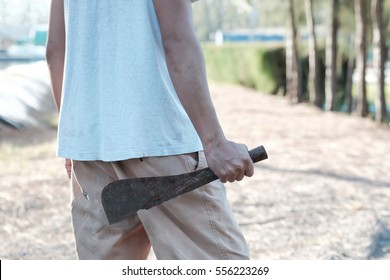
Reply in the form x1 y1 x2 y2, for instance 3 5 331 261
1 83 389 260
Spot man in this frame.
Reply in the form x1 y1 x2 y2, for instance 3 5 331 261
46 0 254 260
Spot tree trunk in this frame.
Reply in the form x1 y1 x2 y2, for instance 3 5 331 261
345 38 355 114
325 0 339 111
201 0 213 41
305 0 321 108
286 0 302 103
354 0 368 117
371 0 387 123
250 0 259 30
217 0 224 32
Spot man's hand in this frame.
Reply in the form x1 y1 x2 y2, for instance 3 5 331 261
204 140 254 183
65 158 72 179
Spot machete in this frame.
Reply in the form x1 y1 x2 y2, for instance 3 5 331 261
102 145 268 224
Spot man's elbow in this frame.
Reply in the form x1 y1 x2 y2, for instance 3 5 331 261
45 40 65 63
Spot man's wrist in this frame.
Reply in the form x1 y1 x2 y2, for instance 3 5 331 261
202 132 227 152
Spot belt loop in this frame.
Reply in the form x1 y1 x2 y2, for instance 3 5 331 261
198 151 207 169
111 162 127 180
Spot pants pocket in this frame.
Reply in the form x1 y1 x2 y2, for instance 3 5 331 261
184 151 200 172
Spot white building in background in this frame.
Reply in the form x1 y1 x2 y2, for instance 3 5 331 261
0 26 30 47
0 25 47 62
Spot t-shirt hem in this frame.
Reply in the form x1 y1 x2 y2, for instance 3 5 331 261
58 142 204 162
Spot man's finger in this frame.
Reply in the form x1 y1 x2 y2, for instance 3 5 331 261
245 161 255 177
65 159 72 179
236 172 245 181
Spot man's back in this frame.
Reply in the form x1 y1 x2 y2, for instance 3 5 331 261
59 0 202 161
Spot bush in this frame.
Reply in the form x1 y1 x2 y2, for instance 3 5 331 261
202 44 286 94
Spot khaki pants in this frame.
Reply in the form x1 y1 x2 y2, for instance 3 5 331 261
71 151 249 260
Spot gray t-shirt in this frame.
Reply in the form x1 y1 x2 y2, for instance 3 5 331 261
58 0 202 161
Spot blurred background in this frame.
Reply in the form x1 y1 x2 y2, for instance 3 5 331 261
0 0 390 260
0 0 48 67
192 0 390 121
1 0 389 129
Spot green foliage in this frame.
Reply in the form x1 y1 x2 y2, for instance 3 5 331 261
202 43 286 94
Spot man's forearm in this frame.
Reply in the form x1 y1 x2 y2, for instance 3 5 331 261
163 36 254 182
163 33 227 150
46 52 64 111
46 0 66 112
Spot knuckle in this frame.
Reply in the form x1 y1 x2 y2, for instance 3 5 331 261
218 172 228 183
232 165 241 174
220 177 228 183
245 169 254 177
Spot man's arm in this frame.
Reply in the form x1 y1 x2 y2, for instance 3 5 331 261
153 0 254 183
46 0 71 178
46 0 65 111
